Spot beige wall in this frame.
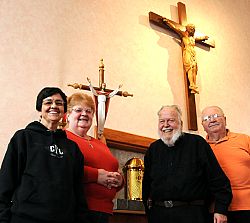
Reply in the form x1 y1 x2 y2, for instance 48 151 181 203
0 0 250 162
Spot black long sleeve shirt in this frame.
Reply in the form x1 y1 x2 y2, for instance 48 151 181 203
142 133 232 215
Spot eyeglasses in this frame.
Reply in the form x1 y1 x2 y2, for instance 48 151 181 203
72 107 93 114
42 99 64 106
202 114 223 122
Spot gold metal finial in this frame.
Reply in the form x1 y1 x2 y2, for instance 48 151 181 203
99 59 105 88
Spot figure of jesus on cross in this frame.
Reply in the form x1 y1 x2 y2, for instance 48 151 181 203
87 77 123 139
162 19 208 94
68 59 133 139
149 2 215 130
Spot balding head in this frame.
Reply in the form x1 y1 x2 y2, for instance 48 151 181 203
201 106 227 138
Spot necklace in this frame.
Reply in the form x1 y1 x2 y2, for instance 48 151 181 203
67 129 93 149
85 136 94 149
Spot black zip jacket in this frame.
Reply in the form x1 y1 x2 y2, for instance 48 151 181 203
0 121 89 223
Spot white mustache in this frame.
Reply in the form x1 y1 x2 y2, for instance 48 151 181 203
162 127 173 133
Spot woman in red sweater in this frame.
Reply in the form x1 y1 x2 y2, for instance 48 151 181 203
65 92 124 223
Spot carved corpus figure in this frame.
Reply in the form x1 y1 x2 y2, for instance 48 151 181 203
163 18 208 94
87 77 122 139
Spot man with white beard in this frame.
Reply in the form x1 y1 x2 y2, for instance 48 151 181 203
142 105 232 223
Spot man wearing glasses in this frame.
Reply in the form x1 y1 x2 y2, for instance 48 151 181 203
142 105 232 223
201 106 250 223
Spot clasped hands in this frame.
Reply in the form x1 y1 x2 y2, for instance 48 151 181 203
98 169 123 189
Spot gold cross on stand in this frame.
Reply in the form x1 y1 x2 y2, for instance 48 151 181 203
149 2 215 130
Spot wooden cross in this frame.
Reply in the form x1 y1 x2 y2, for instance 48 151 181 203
68 59 133 98
149 2 215 130
68 59 133 139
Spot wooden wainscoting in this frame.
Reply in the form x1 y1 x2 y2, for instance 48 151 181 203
103 128 155 223
104 127 155 153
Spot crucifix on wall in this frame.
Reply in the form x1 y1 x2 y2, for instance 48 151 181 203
68 59 133 139
149 2 215 130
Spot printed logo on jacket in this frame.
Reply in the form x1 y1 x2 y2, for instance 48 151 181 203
48 144 64 158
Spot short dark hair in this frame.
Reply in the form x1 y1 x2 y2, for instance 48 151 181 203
36 87 67 112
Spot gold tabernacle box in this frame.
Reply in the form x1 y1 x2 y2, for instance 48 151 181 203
123 157 144 201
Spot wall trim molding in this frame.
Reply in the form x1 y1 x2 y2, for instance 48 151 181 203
104 128 155 153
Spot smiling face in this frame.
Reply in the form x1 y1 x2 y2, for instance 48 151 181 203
201 106 226 135
66 93 95 137
158 107 183 146
39 93 65 130
67 103 94 137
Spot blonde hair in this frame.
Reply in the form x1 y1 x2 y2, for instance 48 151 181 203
67 93 95 114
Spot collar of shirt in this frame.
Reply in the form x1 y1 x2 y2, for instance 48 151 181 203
206 129 237 144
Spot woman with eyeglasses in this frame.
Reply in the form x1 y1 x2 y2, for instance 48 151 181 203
65 92 124 223
0 87 89 223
